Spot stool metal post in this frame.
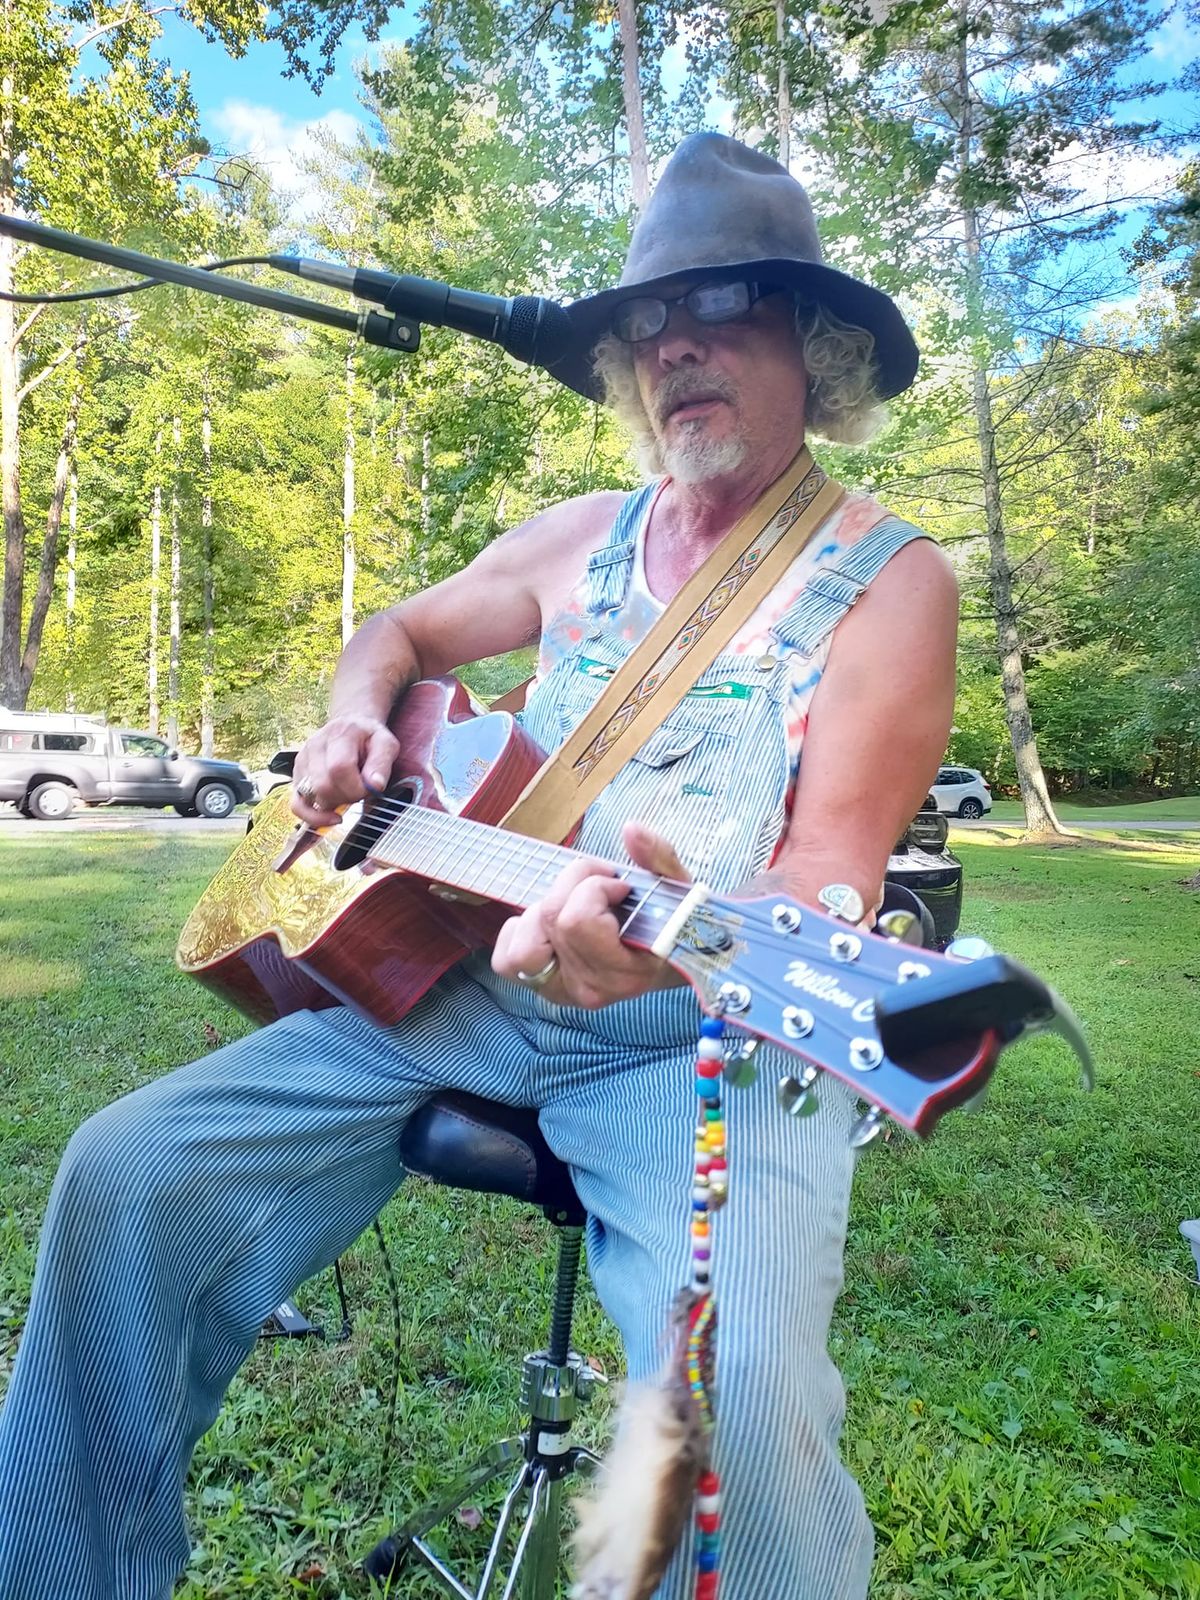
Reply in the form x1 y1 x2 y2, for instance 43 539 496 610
362 1093 605 1599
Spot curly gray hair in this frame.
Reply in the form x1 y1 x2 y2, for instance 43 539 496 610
591 299 887 475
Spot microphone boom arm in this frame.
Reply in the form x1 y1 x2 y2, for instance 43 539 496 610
0 214 422 352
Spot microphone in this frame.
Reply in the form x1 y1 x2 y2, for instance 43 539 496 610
268 257 573 368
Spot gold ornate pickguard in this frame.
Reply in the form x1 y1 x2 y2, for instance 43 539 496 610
176 789 366 971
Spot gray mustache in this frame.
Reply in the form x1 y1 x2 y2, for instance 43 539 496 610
653 370 736 424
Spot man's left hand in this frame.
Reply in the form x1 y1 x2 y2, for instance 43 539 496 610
490 822 690 1008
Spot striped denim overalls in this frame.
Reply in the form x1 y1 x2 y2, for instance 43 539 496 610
0 490 927 1600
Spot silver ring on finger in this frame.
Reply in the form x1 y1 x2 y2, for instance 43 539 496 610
516 953 559 988
295 775 322 806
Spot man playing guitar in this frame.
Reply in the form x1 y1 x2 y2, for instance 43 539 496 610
0 134 958 1599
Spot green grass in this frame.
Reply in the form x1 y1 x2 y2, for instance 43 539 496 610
2 832 1199 1598
985 795 1200 822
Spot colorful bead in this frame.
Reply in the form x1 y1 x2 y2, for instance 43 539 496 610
692 1022 724 1600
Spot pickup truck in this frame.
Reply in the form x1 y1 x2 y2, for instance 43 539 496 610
0 720 255 820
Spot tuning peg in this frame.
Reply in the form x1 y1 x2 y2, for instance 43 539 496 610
877 908 922 945
723 1036 759 1089
945 935 994 961
777 1065 821 1118
818 883 865 924
848 1105 887 1149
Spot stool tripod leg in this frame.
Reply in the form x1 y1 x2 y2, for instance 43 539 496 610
497 1466 559 1600
362 1438 524 1586
475 1460 534 1600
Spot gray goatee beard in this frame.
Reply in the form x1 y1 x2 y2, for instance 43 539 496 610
653 369 745 485
662 430 746 484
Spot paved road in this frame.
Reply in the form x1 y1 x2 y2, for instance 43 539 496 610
954 816 1199 833
1 805 1195 840
0 805 248 838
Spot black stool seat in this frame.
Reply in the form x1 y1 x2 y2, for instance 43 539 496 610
400 1091 585 1224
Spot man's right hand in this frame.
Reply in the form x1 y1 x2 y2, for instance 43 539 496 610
289 713 400 827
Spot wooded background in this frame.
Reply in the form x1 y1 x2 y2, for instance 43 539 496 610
2 0 1198 831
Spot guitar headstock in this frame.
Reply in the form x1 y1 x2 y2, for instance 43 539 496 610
662 890 1091 1141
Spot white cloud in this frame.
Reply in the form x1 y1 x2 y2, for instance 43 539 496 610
1149 11 1200 63
1049 140 1187 209
209 102 366 218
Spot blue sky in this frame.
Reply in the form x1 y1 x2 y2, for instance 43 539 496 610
155 10 414 213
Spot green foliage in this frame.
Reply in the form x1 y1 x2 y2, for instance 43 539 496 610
9 0 1200 783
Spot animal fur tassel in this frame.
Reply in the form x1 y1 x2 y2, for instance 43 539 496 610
571 1290 714 1600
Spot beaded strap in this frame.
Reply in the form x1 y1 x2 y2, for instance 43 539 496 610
688 1012 728 1599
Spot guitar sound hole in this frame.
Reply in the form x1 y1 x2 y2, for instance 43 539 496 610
333 785 415 871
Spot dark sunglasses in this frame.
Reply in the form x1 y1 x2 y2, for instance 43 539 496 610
611 280 782 343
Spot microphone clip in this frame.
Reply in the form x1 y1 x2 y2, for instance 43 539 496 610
358 309 421 353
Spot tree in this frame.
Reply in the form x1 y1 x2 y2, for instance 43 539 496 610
737 0 1185 828
0 0 392 708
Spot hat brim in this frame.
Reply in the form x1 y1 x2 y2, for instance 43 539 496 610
543 259 919 404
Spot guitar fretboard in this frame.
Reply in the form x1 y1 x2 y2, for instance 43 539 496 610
358 798 691 952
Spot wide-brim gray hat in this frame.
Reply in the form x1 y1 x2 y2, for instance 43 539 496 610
543 132 919 403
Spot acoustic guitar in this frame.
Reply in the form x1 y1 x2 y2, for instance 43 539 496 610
178 677 1090 1139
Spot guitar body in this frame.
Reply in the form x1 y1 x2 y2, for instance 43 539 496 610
177 678 548 1027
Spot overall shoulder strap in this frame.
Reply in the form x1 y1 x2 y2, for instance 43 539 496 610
582 481 659 615
771 514 931 657
501 449 845 841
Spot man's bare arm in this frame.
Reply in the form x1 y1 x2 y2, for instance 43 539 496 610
749 538 959 916
291 491 626 822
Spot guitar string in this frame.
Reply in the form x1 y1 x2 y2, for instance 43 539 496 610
332 791 917 989
340 794 914 999
354 796 682 930
304 772 943 1003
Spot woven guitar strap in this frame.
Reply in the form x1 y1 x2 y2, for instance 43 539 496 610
499 446 845 843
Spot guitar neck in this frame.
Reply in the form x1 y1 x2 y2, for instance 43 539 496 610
363 800 690 954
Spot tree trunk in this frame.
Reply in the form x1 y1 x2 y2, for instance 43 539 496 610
957 19 1062 836
342 345 356 647
65 462 76 710
200 379 214 755
167 413 181 749
420 431 432 587
18 332 86 698
1087 417 1101 557
616 0 650 208
969 355 1063 834
775 0 791 167
0 73 27 707
149 426 162 734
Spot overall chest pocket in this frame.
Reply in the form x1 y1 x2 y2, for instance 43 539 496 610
610 715 738 882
